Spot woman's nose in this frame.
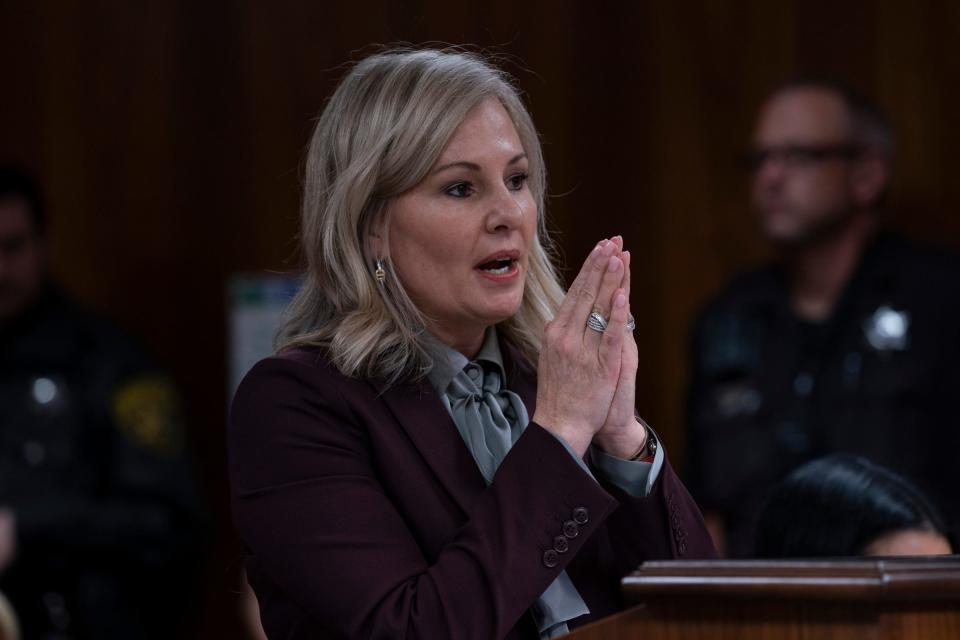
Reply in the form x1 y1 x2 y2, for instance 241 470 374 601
486 187 524 232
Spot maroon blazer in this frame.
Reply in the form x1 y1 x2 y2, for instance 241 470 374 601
229 342 716 639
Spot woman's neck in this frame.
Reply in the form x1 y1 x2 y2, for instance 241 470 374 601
786 214 877 322
428 323 487 359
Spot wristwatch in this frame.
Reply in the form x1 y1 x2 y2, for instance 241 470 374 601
630 420 658 462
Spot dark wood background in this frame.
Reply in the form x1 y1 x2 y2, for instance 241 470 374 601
3 2 959 636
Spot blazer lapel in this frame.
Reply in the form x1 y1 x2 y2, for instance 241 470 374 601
371 338 539 519
373 377 486 518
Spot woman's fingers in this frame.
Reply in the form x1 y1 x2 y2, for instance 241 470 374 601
620 248 635 336
552 236 632 348
553 239 613 328
584 238 629 351
533 237 636 457
584 254 624 343
600 235 628 319
593 290 642 458
621 249 631 299
599 288 629 370
603 235 627 320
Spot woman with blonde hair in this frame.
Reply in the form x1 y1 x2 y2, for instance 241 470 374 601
229 47 715 639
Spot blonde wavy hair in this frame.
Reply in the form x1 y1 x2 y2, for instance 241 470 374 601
276 47 565 383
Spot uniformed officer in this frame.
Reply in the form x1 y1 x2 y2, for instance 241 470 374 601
684 82 960 557
0 166 203 638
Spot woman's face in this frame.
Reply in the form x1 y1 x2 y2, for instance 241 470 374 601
386 96 538 356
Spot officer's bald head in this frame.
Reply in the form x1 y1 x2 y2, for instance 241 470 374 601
749 80 892 247
763 79 894 158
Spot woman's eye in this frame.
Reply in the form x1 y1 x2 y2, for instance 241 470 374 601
444 182 474 198
507 173 528 191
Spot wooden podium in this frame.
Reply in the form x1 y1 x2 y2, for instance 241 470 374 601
566 557 960 639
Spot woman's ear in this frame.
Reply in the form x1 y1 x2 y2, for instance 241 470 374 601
366 217 386 261
367 232 383 261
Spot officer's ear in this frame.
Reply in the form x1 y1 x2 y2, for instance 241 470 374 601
850 150 889 208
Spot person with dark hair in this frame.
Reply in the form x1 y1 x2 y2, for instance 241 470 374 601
754 455 954 558
684 79 960 557
0 165 45 229
0 165 203 638
0 166 47 323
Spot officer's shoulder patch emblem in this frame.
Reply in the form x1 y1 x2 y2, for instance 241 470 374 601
110 376 182 456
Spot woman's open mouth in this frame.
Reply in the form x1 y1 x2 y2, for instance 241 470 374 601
475 252 520 281
477 257 515 275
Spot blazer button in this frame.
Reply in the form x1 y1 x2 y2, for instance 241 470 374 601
562 520 580 539
542 549 560 568
553 535 569 554
572 507 589 525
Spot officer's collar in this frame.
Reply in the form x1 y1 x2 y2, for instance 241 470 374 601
0 279 63 337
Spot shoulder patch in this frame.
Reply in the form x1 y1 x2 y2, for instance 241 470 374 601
111 376 183 455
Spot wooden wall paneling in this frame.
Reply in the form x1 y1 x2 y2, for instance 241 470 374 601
3 3 960 636
633 1 788 457
0 4 45 176
876 2 960 243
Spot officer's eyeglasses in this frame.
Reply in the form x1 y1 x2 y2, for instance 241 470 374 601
741 144 863 172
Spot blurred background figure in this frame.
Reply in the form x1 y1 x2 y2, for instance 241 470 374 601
754 454 955 558
236 569 267 640
0 590 19 640
684 80 960 557
0 166 203 639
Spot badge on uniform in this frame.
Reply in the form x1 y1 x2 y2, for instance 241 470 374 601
713 382 763 419
863 305 910 352
28 375 67 413
110 376 182 455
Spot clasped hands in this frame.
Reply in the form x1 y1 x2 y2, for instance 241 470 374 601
533 237 647 460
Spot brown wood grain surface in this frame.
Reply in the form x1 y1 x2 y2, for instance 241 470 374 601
569 558 960 640
625 557 960 601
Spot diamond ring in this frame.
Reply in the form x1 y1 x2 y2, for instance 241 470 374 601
587 312 635 332
586 312 608 332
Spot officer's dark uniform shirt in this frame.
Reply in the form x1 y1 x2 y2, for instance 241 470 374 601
0 285 202 639
685 233 960 558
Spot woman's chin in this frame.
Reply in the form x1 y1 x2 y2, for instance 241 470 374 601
458 305 522 335
483 294 525 325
